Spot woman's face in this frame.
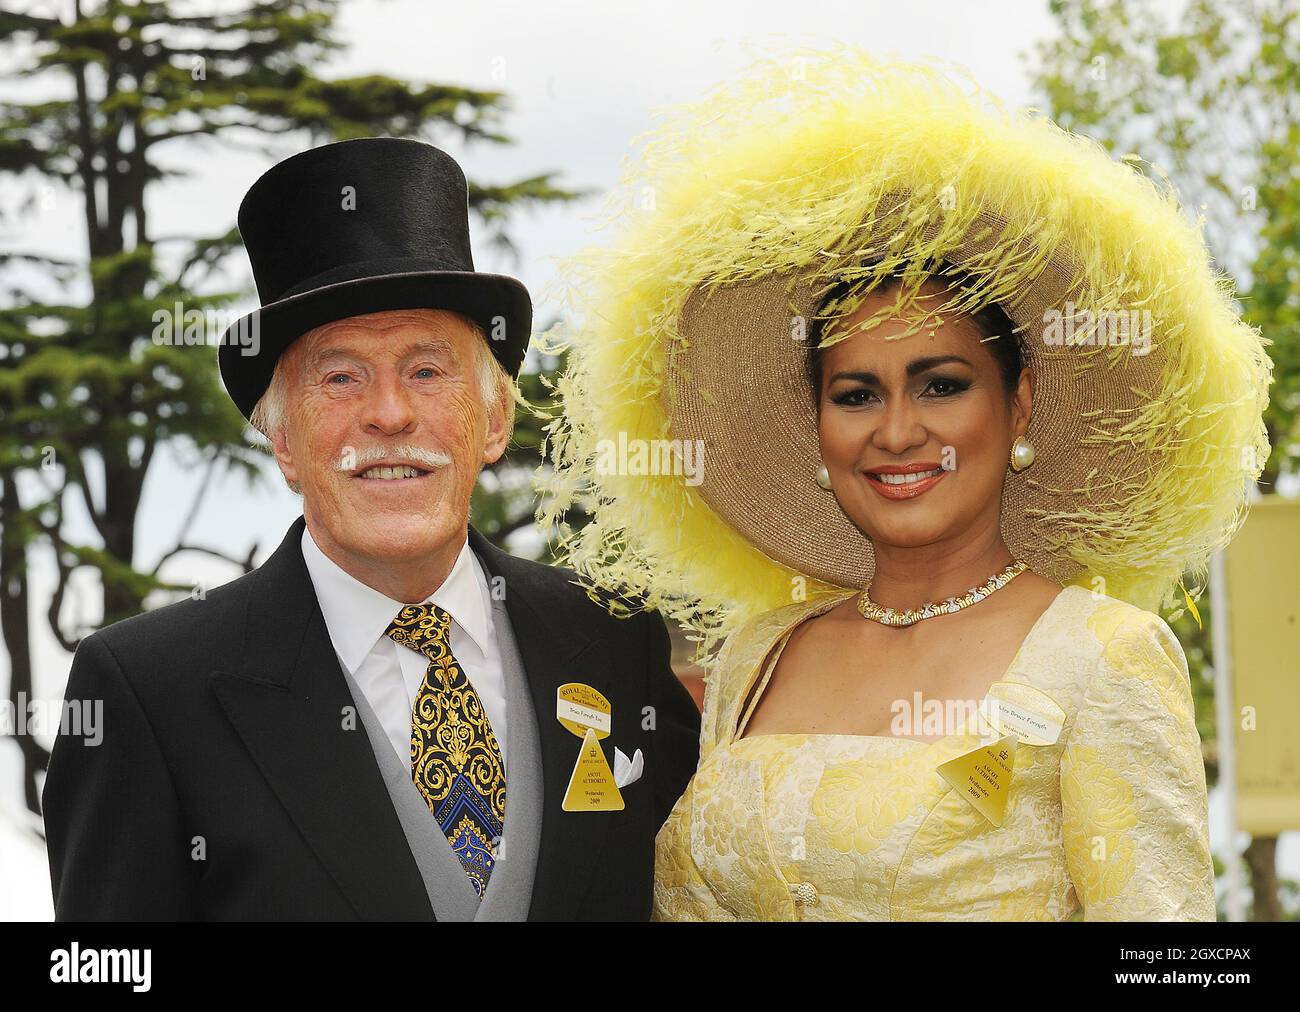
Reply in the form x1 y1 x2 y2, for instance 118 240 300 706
817 281 1033 553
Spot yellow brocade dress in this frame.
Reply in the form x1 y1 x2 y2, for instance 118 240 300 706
653 585 1216 921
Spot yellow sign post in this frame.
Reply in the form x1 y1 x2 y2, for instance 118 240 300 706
1220 496 1300 835
1214 495 1300 920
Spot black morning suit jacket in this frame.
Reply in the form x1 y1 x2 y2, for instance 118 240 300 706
42 516 702 920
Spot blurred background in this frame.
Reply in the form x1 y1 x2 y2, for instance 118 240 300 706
1 0 1297 920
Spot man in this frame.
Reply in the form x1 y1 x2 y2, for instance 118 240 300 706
43 137 701 920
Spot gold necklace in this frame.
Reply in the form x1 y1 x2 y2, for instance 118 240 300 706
857 560 1028 627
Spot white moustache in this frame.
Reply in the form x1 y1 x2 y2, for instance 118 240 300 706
339 445 453 473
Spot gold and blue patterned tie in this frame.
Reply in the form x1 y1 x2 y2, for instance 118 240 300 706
385 603 506 898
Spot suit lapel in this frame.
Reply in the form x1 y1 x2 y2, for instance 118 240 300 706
211 516 434 921
468 526 612 921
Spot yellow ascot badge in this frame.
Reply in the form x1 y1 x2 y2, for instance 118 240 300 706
936 734 1017 827
557 682 624 812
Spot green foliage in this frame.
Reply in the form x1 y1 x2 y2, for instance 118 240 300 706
472 346 585 554
1035 0 1299 915
0 0 580 641
1033 0 1300 741
1032 0 1300 483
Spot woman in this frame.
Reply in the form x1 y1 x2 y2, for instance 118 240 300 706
539 50 1271 920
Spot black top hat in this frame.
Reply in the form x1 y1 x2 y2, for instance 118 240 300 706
218 137 532 420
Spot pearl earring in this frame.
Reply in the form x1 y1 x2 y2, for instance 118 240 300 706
1010 436 1035 472
815 462 833 490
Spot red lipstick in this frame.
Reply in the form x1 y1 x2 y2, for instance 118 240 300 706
863 461 947 501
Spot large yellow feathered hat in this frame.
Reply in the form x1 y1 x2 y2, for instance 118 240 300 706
538 48 1271 659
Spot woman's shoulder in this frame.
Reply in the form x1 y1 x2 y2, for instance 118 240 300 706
992 583 1189 720
714 590 856 677
1060 585 1186 664
697 590 855 752
1038 585 1192 715
1031 583 1179 651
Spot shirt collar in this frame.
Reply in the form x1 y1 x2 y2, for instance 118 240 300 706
300 524 493 675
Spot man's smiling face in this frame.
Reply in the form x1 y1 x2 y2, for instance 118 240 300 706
268 308 511 573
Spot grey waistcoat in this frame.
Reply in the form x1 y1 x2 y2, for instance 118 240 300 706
339 590 543 921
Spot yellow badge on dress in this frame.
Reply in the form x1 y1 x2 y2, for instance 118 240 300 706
936 734 1017 827
557 683 624 812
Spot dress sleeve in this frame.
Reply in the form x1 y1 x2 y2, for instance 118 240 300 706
652 621 752 922
641 609 702 832
698 619 749 759
651 785 735 921
1060 608 1217 921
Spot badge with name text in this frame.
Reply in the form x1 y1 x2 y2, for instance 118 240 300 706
557 682 613 739
936 734 1017 827
557 683 623 812
978 695 1062 746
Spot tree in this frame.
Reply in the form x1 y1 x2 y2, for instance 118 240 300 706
1031 0 1300 919
473 344 577 544
0 0 579 821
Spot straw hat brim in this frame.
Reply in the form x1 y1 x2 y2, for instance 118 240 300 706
538 50 1271 654
667 207 1167 590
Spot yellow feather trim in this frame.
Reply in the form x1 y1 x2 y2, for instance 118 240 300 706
535 47 1271 665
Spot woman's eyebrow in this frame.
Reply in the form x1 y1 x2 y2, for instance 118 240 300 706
905 355 971 375
829 369 881 385
829 355 972 385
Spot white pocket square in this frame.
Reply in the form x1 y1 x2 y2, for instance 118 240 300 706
613 747 644 788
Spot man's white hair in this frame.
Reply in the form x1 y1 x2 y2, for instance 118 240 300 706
249 315 517 446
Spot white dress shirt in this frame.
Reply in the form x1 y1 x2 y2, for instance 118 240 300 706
300 526 509 771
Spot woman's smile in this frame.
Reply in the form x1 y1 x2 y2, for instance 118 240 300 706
863 462 948 500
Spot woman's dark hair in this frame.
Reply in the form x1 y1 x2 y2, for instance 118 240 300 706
806 265 1023 399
